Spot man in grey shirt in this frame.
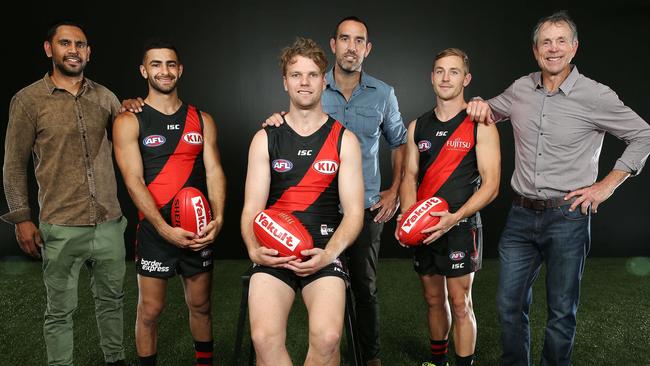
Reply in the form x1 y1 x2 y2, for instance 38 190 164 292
467 11 650 366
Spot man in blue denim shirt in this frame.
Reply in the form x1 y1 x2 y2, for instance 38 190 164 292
266 16 407 366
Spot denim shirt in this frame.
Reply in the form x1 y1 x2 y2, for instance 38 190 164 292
323 69 407 208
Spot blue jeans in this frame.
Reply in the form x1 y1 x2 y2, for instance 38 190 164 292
497 203 590 366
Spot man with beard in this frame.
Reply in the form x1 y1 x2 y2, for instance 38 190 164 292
2 21 129 365
113 41 226 366
398 48 500 366
263 17 407 366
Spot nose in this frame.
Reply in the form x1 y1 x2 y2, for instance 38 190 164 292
442 71 451 81
300 74 310 85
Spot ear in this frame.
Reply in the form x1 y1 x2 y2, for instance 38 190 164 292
140 65 148 79
178 64 184 79
365 41 372 57
86 45 91 62
322 75 326 91
329 38 336 54
463 72 472 87
431 71 435 86
44 41 52 58
283 76 288 92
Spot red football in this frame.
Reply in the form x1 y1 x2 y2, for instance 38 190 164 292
397 197 449 246
172 187 212 234
253 209 314 260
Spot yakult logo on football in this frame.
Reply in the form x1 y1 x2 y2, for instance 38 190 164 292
400 197 444 234
446 137 472 151
313 160 339 174
191 196 208 233
418 140 431 152
183 132 203 145
143 135 166 147
272 159 293 172
255 212 301 251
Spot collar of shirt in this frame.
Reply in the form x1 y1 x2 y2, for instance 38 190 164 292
43 72 94 95
325 68 380 94
531 64 580 96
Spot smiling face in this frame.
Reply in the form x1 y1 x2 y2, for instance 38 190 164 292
140 48 183 94
431 54 471 102
330 20 372 73
533 20 578 77
44 25 90 77
283 55 326 110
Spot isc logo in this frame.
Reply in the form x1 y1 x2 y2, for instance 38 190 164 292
272 159 293 172
143 135 166 147
313 159 339 174
298 150 312 156
451 263 465 270
417 140 431 152
183 132 203 145
436 131 448 137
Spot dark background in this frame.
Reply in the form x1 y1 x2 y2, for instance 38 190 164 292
2 0 649 260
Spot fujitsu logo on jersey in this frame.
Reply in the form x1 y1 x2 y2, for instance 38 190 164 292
400 197 444 234
313 159 339 174
272 159 293 172
418 140 431 152
183 132 203 145
446 137 472 151
143 135 166 147
255 212 300 251
191 196 208 233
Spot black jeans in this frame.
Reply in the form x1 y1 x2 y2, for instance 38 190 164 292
346 209 383 361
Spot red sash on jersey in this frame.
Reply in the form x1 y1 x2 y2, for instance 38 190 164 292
270 121 343 213
139 105 202 220
417 116 475 200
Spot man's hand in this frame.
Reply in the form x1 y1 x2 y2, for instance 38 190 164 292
565 182 613 214
421 210 461 245
370 189 400 223
248 246 296 268
15 221 43 258
262 112 286 128
119 97 145 113
188 218 224 251
393 213 410 248
157 224 197 249
466 98 495 124
284 248 335 277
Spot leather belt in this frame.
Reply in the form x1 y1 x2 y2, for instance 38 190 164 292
512 193 569 211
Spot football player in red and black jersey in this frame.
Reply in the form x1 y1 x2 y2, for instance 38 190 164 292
113 41 226 366
397 49 500 366
240 38 364 366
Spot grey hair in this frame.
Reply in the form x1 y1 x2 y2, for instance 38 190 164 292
531 11 578 45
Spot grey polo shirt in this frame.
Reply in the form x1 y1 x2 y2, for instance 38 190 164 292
323 70 407 209
489 65 650 199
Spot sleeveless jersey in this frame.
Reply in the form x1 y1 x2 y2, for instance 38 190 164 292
137 103 207 222
414 110 479 211
265 117 345 248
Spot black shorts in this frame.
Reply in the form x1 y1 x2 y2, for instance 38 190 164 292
250 257 349 292
135 220 214 279
413 213 483 277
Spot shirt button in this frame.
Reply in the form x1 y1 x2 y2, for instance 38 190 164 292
538 153 542 156
540 132 544 136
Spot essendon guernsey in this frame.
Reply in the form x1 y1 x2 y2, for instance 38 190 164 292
265 117 345 247
137 103 207 222
414 110 479 211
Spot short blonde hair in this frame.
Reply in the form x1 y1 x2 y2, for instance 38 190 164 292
279 37 328 76
434 48 470 74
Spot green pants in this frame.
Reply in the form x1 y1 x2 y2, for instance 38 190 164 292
40 216 127 365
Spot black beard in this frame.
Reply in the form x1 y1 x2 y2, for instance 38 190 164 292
53 59 84 77
149 78 176 94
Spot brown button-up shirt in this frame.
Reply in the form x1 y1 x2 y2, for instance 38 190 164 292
2 73 122 225
488 66 650 199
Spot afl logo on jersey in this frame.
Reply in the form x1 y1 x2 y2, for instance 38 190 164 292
272 159 293 172
449 251 465 261
313 160 339 175
143 135 166 147
418 140 431 152
183 132 203 145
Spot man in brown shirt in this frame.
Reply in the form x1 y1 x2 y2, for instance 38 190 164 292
2 21 128 366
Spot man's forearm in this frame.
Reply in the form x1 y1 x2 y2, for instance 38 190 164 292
389 144 406 192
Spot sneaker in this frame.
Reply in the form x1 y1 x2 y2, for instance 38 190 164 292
421 362 449 366
106 360 131 366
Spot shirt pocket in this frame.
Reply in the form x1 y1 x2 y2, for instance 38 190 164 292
354 106 382 137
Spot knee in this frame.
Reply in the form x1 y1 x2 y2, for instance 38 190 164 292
187 297 211 318
251 327 284 356
309 327 342 358
423 290 446 310
449 294 472 321
137 300 164 326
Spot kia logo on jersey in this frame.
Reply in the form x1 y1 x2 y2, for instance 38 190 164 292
143 135 166 147
183 132 204 145
272 159 293 172
313 160 339 174
418 140 431 152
